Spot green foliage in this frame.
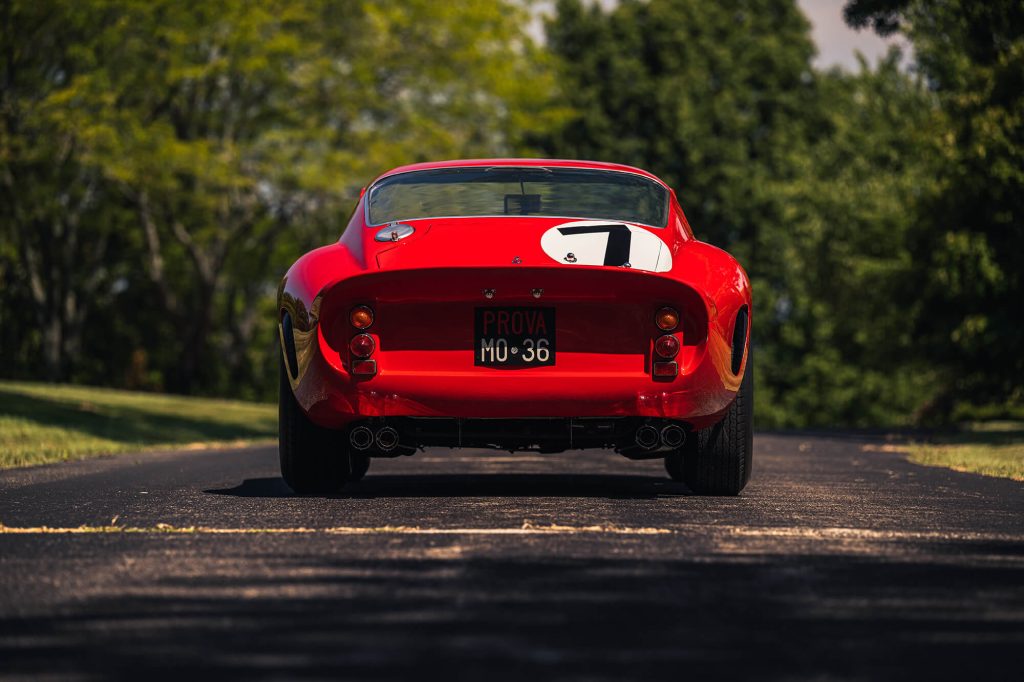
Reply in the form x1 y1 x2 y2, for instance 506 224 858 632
845 0 1024 418
755 56 944 427
0 0 138 381
1 0 559 399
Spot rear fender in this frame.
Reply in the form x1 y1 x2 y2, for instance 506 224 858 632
277 243 362 391
671 241 751 389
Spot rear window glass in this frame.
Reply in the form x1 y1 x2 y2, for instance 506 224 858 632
367 167 669 227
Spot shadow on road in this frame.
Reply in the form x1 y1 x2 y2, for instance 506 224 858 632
0 546 1020 680
206 473 693 499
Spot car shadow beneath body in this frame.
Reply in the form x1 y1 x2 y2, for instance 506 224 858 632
205 473 692 499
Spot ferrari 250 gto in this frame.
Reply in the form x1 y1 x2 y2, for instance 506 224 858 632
278 159 752 494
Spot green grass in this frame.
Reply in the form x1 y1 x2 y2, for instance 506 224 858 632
0 381 275 468
905 421 1024 482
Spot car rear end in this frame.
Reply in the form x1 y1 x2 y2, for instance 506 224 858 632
294 262 742 455
278 160 750 489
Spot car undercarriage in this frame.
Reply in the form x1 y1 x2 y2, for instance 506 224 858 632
343 416 690 459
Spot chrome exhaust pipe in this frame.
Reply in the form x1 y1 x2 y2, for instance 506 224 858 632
349 426 374 451
375 426 400 452
635 424 660 450
661 424 685 449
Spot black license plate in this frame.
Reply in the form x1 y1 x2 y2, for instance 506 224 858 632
474 307 556 367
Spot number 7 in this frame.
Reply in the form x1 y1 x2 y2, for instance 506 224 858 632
557 224 632 266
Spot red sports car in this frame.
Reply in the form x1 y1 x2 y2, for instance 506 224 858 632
278 159 752 494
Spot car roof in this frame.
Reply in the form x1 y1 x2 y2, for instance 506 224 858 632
370 158 669 188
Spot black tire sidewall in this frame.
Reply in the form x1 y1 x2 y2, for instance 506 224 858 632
278 355 350 494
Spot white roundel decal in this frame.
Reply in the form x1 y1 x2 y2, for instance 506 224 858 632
540 220 672 273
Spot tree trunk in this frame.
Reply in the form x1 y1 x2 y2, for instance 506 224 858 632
174 280 218 395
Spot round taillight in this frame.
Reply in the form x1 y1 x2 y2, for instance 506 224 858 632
655 334 679 359
350 305 374 330
656 307 679 331
349 333 376 358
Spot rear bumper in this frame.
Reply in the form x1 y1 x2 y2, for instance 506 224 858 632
290 327 739 430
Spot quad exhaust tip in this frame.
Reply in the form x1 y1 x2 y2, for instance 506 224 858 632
349 426 374 451
635 425 660 450
661 424 685 449
375 426 400 452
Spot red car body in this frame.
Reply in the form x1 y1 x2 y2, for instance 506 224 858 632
278 159 752 493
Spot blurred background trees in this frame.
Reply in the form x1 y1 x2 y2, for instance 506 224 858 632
1 0 558 399
843 0 1024 421
1 0 1020 425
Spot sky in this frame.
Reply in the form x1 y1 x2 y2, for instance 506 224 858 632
798 0 910 70
530 0 910 71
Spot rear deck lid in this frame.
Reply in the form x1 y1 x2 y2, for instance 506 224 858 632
372 217 674 273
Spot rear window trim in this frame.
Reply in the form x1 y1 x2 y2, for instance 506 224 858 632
363 166 670 229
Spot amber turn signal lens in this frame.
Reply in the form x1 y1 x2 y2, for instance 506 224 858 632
350 305 374 329
655 334 680 359
349 333 376 358
655 307 679 331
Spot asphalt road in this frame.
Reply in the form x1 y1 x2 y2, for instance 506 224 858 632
0 434 1021 681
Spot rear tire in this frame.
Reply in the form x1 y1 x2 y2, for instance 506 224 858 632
680 349 754 495
279 356 350 494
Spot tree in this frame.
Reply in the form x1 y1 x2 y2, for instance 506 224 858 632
755 55 942 427
0 1 131 381
845 0 1024 417
2 0 559 396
